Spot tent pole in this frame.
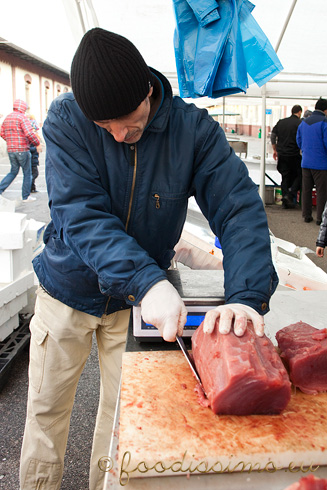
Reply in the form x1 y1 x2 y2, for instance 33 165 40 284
259 0 298 204
259 85 267 202
275 0 298 54
86 0 100 27
75 0 86 33
74 0 99 33
222 97 226 132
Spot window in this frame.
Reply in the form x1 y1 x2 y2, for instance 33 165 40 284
44 80 50 113
24 74 32 109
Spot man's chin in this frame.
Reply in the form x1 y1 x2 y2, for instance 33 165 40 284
124 132 142 144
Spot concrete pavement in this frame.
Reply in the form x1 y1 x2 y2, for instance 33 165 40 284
0 151 99 490
243 135 326 270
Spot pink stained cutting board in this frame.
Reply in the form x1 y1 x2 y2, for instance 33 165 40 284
118 350 327 481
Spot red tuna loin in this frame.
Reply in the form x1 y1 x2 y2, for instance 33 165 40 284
191 320 291 415
284 474 327 490
276 322 327 395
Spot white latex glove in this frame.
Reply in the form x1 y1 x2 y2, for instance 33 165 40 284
203 303 265 337
141 280 188 342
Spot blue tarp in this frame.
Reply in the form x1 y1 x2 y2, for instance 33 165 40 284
173 0 283 98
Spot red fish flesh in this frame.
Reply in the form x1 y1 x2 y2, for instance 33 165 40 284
276 322 327 394
191 320 291 415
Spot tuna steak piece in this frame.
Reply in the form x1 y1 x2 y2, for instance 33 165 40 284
284 474 327 489
191 321 291 415
276 322 327 395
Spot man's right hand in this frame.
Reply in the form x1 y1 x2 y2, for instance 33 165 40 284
316 246 324 258
140 280 187 342
203 303 264 337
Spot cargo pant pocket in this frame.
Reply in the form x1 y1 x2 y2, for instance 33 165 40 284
23 459 62 490
29 316 48 393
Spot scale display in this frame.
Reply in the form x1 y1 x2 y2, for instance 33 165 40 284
133 305 216 340
132 270 225 341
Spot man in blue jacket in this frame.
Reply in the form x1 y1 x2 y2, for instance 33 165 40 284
20 29 278 490
297 98 327 225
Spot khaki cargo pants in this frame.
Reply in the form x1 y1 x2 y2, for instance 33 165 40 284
20 287 130 490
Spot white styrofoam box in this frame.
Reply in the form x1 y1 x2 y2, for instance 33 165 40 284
20 284 38 315
25 219 46 258
0 212 26 232
0 291 28 325
26 219 46 248
0 270 34 307
0 212 27 249
32 243 44 260
0 238 33 283
0 313 19 342
0 195 16 213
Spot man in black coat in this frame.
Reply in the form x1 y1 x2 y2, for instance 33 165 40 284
271 104 302 208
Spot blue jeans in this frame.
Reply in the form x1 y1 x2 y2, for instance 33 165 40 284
0 151 32 200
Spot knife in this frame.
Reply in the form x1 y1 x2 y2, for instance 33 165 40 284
176 336 206 395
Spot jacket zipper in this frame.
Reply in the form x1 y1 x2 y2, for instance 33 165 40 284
154 193 160 209
104 144 137 316
125 145 137 230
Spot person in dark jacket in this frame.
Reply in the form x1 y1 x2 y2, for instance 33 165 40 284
316 200 327 259
28 114 40 192
20 29 278 490
297 98 327 225
302 109 313 120
271 105 302 209
29 146 39 192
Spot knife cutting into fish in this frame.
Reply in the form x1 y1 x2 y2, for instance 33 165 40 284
176 335 206 396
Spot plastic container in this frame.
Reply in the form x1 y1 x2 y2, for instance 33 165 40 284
215 236 222 250
312 189 317 206
265 186 275 205
275 187 282 205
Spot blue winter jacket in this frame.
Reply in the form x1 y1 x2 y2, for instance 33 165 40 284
34 69 278 317
297 110 327 170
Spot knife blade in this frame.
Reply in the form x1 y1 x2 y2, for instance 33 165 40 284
176 336 206 394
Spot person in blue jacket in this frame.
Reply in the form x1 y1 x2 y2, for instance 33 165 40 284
20 29 278 490
296 98 327 225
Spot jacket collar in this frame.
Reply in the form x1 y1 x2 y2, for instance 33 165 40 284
146 68 173 133
313 109 326 117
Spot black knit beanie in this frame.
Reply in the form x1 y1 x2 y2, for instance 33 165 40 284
70 28 153 120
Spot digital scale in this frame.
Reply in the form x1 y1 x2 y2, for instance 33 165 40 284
133 269 225 341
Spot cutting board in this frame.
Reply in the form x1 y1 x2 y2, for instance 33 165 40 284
118 350 327 481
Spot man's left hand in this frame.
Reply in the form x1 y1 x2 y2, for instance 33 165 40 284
203 303 264 337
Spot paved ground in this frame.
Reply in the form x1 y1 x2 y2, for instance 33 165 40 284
0 138 326 490
0 152 100 490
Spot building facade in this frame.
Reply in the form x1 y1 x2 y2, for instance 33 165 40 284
0 38 70 156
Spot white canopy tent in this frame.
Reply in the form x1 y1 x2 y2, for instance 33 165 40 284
60 0 327 203
1 0 327 82
1 0 326 202
251 0 327 202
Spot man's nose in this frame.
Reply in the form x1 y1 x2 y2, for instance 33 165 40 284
109 124 128 143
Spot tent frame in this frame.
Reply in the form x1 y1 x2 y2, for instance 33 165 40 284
259 0 298 203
